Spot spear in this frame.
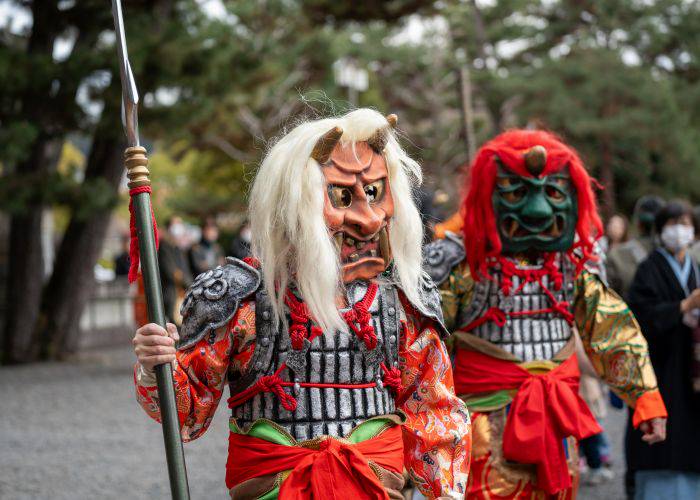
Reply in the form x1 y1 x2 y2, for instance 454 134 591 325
110 1 190 498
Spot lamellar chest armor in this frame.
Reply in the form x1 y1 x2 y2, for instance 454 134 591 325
229 282 401 440
180 258 446 440
462 255 575 361
424 235 575 362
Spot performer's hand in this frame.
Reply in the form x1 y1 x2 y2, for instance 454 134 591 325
133 322 179 371
640 417 667 444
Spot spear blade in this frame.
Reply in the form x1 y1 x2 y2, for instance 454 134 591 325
111 0 140 147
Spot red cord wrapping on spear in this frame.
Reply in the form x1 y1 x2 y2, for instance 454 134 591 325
128 186 159 283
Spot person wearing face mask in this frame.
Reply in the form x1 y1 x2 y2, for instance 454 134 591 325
158 216 193 324
626 200 700 500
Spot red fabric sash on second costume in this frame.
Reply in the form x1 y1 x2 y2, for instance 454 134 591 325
454 349 601 494
225 425 404 500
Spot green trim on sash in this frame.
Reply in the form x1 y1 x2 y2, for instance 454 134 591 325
463 390 514 412
229 416 401 499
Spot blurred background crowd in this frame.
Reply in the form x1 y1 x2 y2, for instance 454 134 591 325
1 1 700 499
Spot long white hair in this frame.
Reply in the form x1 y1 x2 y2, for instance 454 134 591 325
248 108 426 333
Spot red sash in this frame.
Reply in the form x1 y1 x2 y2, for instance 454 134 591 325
225 425 404 499
455 349 601 494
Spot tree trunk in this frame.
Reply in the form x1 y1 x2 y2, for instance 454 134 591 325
34 128 125 360
1 1 63 363
2 139 61 363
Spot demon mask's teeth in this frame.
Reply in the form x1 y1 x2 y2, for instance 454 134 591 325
349 252 360 262
379 227 391 267
345 236 355 246
356 240 366 249
369 249 377 257
551 216 561 237
334 233 344 252
508 219 519 238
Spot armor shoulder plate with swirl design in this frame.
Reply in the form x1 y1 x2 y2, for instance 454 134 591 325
177 257 261 350
422 231 466 286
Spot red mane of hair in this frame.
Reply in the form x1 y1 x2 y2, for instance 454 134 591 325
461 129 602 280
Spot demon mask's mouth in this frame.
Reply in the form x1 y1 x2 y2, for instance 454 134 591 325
333 227 391 269
500 213 566 240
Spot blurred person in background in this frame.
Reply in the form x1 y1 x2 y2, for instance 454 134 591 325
229 219 251 260
626 200 700 500
607 195 665 300
114 233 131 277
189 219 224 275
158 216 193 324
577 339 615 486
600 213 629 253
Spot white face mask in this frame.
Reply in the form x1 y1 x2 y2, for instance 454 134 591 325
661 224 695 253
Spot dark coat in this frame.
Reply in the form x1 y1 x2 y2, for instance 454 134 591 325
158 237 193 323
625 249 700 473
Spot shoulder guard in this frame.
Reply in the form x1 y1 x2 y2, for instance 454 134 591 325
177 257 261 350
401 277 450 339
422 231 466 286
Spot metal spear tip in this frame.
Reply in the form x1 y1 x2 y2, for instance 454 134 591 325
111 0 140 148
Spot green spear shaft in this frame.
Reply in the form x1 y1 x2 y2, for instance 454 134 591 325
111 1 190 498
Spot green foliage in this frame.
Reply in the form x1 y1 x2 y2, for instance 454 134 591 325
443 0 700 215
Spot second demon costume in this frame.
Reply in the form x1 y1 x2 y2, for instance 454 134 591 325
135 109 471 498
424 130 666 498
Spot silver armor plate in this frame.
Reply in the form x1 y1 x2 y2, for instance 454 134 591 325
463 254 574 361
230 282 400 440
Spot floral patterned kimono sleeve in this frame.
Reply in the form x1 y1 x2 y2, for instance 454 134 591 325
134 301 257 441
573 269 667 427
397 296 472 499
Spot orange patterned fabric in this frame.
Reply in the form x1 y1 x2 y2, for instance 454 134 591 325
135 293 472 497
468 412 579 499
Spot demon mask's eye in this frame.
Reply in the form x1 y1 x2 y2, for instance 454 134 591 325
328 185 353 208
364 179 385 204
496 176 526 204
545 177 569 203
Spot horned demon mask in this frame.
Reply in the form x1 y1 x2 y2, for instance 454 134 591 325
462 129 602 279
311 115 397 283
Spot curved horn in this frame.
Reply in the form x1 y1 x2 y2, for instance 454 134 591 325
524 145 547 176
311 126 343 164
367 114 397 153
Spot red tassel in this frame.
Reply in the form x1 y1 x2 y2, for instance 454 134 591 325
128 186 159 283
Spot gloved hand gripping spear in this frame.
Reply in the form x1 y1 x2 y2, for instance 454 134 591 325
111 1 190 498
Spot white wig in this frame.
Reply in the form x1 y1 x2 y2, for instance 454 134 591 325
248 108 426 333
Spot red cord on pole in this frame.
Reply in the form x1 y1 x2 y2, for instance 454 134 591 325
128 186 159 283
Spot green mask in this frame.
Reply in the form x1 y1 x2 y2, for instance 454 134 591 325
493 165 577 254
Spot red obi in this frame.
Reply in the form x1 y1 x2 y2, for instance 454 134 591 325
225 425 404 499
454 349 601 494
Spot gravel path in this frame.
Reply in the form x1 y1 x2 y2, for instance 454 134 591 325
0 345 627 499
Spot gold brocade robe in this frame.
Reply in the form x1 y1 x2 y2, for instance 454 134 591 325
441 260 665 499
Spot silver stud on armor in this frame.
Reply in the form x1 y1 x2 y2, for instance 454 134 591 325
388 307 396 316
262 310 270 320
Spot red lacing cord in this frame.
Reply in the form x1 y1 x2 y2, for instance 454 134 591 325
464 255 573 331
496 254 563 295
285 291 323 350
343 283 379 350
227 365 298 411
463 306 507 331
127 186 159 284
380 362 403 396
